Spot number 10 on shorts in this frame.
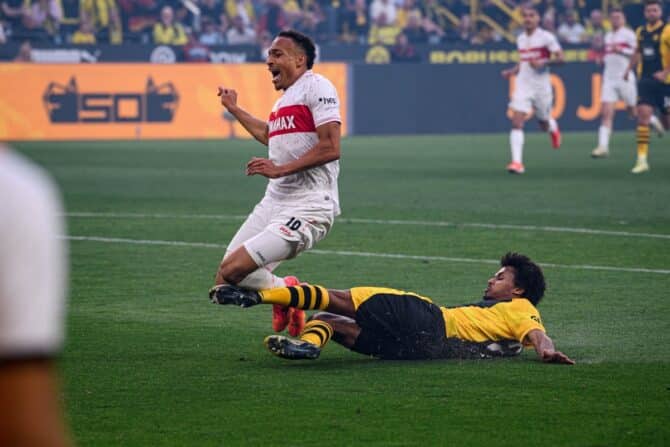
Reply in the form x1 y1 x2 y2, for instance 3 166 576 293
285 217 302 231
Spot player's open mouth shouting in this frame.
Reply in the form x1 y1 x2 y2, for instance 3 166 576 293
269 66 282 89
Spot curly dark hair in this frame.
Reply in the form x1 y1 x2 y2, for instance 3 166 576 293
277 29 316 69
500 252 546 305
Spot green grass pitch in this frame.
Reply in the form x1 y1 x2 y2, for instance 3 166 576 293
14 131 670 446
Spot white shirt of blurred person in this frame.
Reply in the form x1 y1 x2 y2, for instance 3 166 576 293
502 5 564 174
0 144 69 447
226 14 256 45
0 21 5 44
214 30 341 335
591 8 639 157
370 0 396 25
557 10 585 43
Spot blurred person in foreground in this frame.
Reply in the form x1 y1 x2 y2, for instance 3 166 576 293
502 4 564 174
210 253 574 365
0 143 70 446
625 0 670 174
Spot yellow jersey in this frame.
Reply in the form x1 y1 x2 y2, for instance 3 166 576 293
636 22 670 83
153 22 188 45
441 298 545 345
350 286 546 347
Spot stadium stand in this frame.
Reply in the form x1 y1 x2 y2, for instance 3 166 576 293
0 0 669 57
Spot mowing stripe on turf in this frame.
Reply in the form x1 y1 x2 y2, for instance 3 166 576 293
64 212 670 240
64 235 670 275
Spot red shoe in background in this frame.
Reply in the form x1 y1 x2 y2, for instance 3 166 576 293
506 161 525 174
550 127 561 149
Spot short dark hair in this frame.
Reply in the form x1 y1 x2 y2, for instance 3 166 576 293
521 3 540 14
501 252 546 305
277 29 316 69
644 0 662 7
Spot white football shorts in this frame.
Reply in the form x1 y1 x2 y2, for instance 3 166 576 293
225 195 335 268
509 82 553 121
601 77 637 107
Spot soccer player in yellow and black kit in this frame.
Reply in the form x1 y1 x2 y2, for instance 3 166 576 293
625 0 670 174
209 252 574 365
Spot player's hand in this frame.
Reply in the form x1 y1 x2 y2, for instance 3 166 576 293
653 71 667 82
623 70 629 81
501 69 514 79
217 86 238 111
246 157 284 178
540 349 575 365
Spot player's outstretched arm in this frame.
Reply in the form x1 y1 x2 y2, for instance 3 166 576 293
526 329 575 365
217 87 269 145
246 121 341 178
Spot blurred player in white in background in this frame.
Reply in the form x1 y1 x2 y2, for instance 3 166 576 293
502 5 564 174
0 144 70 446
592 8 664 158
214 29 341 337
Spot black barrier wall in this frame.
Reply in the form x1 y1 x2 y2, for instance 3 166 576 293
349 63 636 135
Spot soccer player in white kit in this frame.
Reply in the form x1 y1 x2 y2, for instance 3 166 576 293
502 5 564 174
213 30 342 337
591 8 664 158
0 144 70 446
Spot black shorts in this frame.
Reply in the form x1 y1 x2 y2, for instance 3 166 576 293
351 293 524 361
637 79 670 114
351 293 449 360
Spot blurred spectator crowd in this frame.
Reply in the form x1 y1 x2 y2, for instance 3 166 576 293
1 0 669 52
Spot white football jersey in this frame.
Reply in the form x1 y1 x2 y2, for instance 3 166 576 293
516 28 562 86
266 70 341 215
603 27 636 81
0 147 67 359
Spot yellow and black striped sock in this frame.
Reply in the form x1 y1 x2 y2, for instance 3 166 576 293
637 125 650 158
258 285 330 310
299 320 333 348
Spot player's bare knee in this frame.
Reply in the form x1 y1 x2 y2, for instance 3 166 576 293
511 118 524 129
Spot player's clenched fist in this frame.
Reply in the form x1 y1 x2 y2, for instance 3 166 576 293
217 86 238 110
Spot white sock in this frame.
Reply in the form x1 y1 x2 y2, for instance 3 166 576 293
547 118 558 133
238 268 286 290
510 129 524 163
650 114 664 132
598 125 611 150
